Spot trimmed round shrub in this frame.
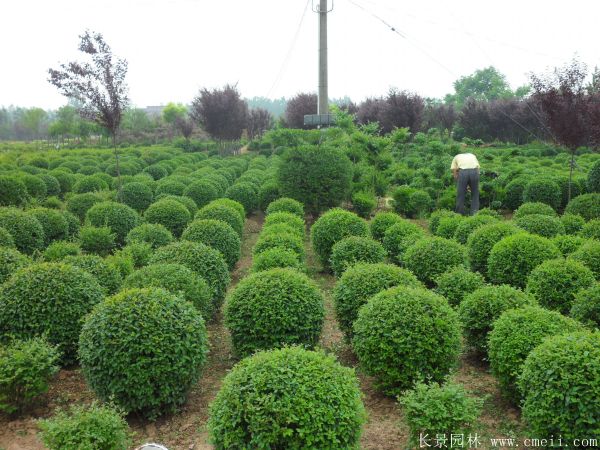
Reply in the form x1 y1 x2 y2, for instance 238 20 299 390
333 262 422 340
144 198 190 238
42 241 80 261
513 201 557 219
73 176 108 194
429 210 459 235
382 220 425 264
154 179 186 197
515 213 565 238
560 213 586 235
458 285 537 355
518 332 600 441
570 284 600 329
196 203 244 237
63 255 122 295
149 241 230 314
42 196 63 210
155 194 198 216
119 241 153 268
78 226 115 256
0 176 28 206
261 223 301 239
0 207 45 254
504 178 527 210
251 247 302 273
206 198 245 221
37 174 60 197
453 215 498 244
184 180 218 209
266 197 304 218
552 234 587 256
20 174 47 200
330 236 386 277
28 207 69 245
487 233 561 288
404 237 466 286
253 231 305 261
182 219 241 270
224 269 324 357
258 181 280 212
0 262 104 364
85 201 139 244
488 306 584 402
564 193 600 221
121 182 153 212
62 210 80 238
353 286 461 395
466 222 520 275
569 240 600 279
526 258 595 314
263 212 305 237
0 226 15 248
225 182 258 214
351 191 376 218
522 177 561 209
436 215 464 239
79 288 208 418
208 346 365 449
144 164 168 180
123 263 212 319
125 223 173 249
408 189 434 218
581 219 600 240
277 145 352 215
311 208 369 269
66 193 102 221
0 247 30 284
475 207 502 219
370 212 403 243
104 251 134 280
434 266 485 307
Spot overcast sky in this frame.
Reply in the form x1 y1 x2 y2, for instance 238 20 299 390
1 0 598 109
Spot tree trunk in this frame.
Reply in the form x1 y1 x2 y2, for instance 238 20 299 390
112 133 123 201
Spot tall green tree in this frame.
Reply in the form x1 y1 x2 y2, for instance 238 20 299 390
445 66 514 107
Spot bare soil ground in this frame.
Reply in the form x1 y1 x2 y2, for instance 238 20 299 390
0 213 525 450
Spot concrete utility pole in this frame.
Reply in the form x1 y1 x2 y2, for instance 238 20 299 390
318 0 329 115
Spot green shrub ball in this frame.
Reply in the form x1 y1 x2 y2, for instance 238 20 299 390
369 212 404 243
551 234 586 256
565 193 600 221
488 306 584 402
121 182 153 212
522 177 561 210
225 182 258 214
466 222 521 275
515 213 565 238
513 201 557 219
79 288 208 418
66 193 102 221
85 201 140 244
404 237 466 286
251 247 302 273
63 255 123 295
570 284 600 329
196 203 244 237
28 207 69 246
434 266 485 307
518 332 600 441
458 285 537 355
0 247 30 284
0 227 15 248
0 176 29 207
78 226 115 256
560 213 586 235
224 268 324 358
182 219 241 270
42 241 81 262
333 263 422 341
435 215 465 239
429 210 459 235
206 198 245 222
0 263 104 364
581 219 600 240
266 197 304 218
125 223 174 249
184 180 218 209
569 240 600 279
253 231 305 261
263 212 305 237
0 207 45 254
208 347 365 449
382 220 425 264
352 286 461 395
453 215 498 244
526 258 595 314
330 236 386 277
311 208 369 269
487 233 561 289
144 199 191 238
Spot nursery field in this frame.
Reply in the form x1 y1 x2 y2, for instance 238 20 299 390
0 120 599 450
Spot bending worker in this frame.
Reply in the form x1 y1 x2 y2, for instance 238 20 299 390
451 152 480 215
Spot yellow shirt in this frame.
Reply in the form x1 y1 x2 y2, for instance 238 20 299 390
451 153 480 170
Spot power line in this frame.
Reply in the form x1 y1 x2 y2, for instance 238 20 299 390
266 0 311 98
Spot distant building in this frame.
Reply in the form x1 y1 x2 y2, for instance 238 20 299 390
144 105 165 117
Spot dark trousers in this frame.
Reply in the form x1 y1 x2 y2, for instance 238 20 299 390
456 169 480 215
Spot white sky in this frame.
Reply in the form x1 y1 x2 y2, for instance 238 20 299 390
1 0 599 109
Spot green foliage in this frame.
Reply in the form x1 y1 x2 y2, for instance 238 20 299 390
266 197 304 218
330 236 386 277
0 246 30 284
466 222 520 275
253 231 305 261
569 240 600 279
184 180 218 209
564 193 600 221
121 181 153 212
353 286 461 395
551 234 586 256
225 182 258 214
487 233 561 288
522 177 561 209
581 219 600 240
0 262 104 364
0 207 45 254
258 181 280 212
408 189 434 218
434 266 485 307
400 381 483 448
149 241 230 315
125 223 173 248
208 347 365 449
145 198 191 238
251 247 302 273
79 288 208 418
66 192 102 221
73 175 108 194
63 255 123 295
224 269 324 358
369 212 403 242
311 208 369 269
458 285 537 355
404 237 466 286
560 213 586 235
0 176 29 206
196 202 244 237
488 306 584 402
0 338 60 414
391 185 414 217
351 191 376 218
453 214 499 244
518 332 600 441
78 226 115 256
333 263 422 341
513 201 557 219
182 219 241 270
588 159 600 192
570 284 600 329
0 226 15 248
277 145 353 214
43 241 81 261
435 215 465 239
447 66 514 107
515 213 565 238
28 207 69 245
205 198 245 221
429 210 459 235
85 201 139 244
39 402 131 450
263 211 305 237
382 220 425 264
20 174 47 200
